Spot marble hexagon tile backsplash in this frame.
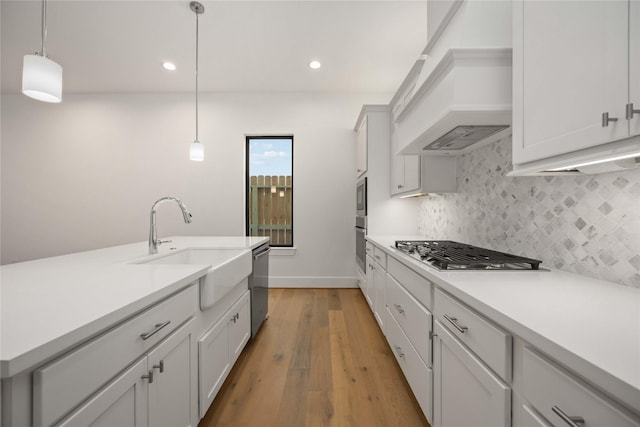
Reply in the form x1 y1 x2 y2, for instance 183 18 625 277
417 138 640 287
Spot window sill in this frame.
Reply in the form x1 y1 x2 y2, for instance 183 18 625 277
269 247 297 256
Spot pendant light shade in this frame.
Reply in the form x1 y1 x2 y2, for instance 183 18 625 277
190 141 204 161
189 1 205 161
22 0 63 103
22 54 62 103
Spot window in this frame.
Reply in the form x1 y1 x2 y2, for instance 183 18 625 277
246 136 293 247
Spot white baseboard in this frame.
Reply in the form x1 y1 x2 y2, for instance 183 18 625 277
269 276 358 288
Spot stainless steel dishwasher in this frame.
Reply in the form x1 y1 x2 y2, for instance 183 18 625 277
249 243 270 338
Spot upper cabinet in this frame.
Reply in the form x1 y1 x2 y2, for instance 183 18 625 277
511 0 640 174
356 116 368 178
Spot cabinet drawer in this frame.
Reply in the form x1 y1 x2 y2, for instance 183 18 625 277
34 285 198 427
386 307 433 423
434 288 511 381
373 246 387 269
386 274 432 367
365 242 374 257
387 257 432 309
522 347 640 427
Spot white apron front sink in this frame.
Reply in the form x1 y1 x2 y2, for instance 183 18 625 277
138 248 252 310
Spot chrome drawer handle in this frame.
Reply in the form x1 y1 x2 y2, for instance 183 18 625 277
153 360 164 373
140 320 171 340
394 346 405 359
626 103 640 120
374 255 381 260
141 370 154 384
552 406 585 427
602 112 618 127
394 304 405 314
443 314 468 334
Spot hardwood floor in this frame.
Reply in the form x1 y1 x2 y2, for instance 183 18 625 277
199 288 430 427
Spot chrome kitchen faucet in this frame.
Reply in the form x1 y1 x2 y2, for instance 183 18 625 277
148 197 192 254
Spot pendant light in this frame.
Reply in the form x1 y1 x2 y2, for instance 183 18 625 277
189 1 205 161
22 0 62 103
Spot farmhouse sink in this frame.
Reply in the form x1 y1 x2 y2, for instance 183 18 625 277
138 248 252 310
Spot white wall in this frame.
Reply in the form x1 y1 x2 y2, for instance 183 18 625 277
1 91 391 286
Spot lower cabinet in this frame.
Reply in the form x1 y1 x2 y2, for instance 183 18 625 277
198 290 251 419
57 359 148 427
386 307 433 422
57 318 197 427
433 321 511 427
520 347 640 427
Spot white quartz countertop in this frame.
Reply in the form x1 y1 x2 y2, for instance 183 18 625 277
0 236 269 378
367 236 640 412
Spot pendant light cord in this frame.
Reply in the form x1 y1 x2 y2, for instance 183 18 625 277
41 0 47 56
195 10 199 142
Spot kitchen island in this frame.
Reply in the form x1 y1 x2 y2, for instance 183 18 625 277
1 236 268 426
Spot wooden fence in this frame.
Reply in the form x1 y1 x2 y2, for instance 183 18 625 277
248 175 292 246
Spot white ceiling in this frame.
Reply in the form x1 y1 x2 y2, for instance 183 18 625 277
1 1 427 94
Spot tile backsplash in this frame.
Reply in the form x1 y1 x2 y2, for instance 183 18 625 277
417 138 640 287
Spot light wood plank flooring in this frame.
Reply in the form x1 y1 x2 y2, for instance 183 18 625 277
199 288 430 427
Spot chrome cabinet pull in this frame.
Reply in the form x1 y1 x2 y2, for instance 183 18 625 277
394 346 405 358
626 103 640 120
374 254 381 260
140 320 171 340
552 405 585 427
397 184 404 189
153 360 164 373
142 370 154 384
394 304 405 314
443 314 468 333
602 112 618 127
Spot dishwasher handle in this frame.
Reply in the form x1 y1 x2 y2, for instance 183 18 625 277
254 246 271 260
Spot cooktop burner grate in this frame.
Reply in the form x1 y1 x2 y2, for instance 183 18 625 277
394 240 542 270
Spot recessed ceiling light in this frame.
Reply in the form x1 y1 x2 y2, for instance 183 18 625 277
163 62 177 71
309 60 321 70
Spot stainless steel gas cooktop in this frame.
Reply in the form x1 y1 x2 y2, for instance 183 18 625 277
394 240 542 271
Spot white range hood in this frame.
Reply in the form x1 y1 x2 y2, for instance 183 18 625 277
395 48 512 156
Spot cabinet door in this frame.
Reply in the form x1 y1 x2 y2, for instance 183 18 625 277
198 315 231 419
365 254 375 309
433 321 510 427
356 117 368 177
373 261 386 333
390 154 406 195
57 359 148 427
513 0 628 164
229 291 251 361
148 319 196 427
630 0 640 137
402 155 420 192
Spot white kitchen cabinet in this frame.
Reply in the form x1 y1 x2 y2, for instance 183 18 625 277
56 359 148 427
32 286 198 427
512 0 638 166
386 306 433 422
147 320 196 427
372 247 387 333
365 247 387 333
356 116 368 177
433 321 511 427
198 290 250 419
390 154 421 196
365 254 376 311
58 318 197 427
521 347 640 427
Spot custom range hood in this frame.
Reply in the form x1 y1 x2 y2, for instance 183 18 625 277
394 48 512 156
